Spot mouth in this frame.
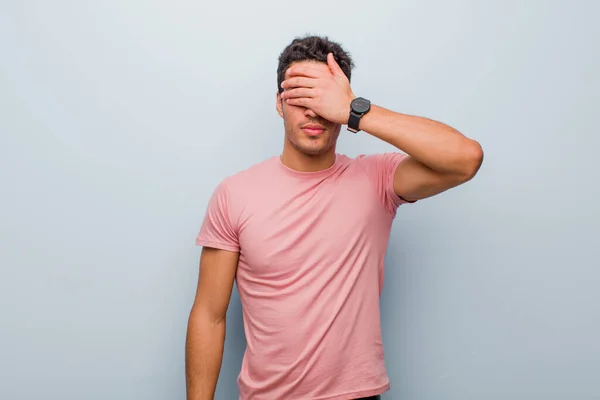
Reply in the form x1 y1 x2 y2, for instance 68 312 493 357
301 124 326 136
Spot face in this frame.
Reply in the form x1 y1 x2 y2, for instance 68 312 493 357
276 61 341 156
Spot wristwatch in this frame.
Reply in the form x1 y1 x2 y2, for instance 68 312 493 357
347 97 371 133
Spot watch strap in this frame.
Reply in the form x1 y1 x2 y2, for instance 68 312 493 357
347 111 362 133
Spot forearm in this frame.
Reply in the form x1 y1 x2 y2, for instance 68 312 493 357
359 105 482 176
185 311 226 400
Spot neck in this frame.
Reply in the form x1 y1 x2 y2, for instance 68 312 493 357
280 143 336 172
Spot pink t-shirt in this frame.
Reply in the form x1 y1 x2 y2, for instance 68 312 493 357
196 152 413 400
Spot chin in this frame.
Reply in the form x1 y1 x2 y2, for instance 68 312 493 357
302 147 329 156
298 142 333 156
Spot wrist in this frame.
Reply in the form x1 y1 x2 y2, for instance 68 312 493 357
346 96 371 133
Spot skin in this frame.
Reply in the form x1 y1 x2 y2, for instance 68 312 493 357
185 52 484 399
186 247 238 400
278 53 484 200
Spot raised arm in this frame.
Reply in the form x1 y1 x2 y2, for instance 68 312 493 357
359 105 484 202
280 53 484 202
185 247 239 400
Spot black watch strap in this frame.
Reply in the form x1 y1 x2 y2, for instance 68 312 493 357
347 111 362 133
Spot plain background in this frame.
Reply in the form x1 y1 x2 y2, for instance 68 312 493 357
1 1 599 399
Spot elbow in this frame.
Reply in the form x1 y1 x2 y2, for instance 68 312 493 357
458 139 484 181
189 302 227 327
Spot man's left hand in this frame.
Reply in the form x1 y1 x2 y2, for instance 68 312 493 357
280 53 355 125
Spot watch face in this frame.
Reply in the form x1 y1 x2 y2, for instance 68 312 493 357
352 97 370 114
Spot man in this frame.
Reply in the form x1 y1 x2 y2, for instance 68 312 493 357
186 35 483 400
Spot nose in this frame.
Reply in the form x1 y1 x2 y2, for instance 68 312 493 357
304 108 318 118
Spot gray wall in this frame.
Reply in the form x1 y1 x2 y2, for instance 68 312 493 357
1 1 598 399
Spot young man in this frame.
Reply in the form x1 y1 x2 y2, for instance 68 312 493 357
186 35 483 400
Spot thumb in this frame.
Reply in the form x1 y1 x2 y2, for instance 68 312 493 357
327 53 345 77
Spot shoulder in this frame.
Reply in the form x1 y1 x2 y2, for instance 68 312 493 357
352 152 408 164
212 156 278 195
343 152 409 173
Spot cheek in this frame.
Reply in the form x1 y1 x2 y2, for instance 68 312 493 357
331 125 341 137
282 106 303 124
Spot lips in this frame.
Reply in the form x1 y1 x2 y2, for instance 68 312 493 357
301 124 325 135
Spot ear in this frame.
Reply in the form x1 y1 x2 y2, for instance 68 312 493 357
276 91 284 118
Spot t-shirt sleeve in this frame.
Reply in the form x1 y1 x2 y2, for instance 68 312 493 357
195 180 240 252
357 152 416 215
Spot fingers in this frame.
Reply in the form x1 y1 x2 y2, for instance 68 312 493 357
327 53 345 77
281 76 316 90
284 97 311 108
281 87 314 100
286 63 322 78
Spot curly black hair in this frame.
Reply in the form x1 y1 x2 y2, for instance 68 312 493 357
277 34 355 93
